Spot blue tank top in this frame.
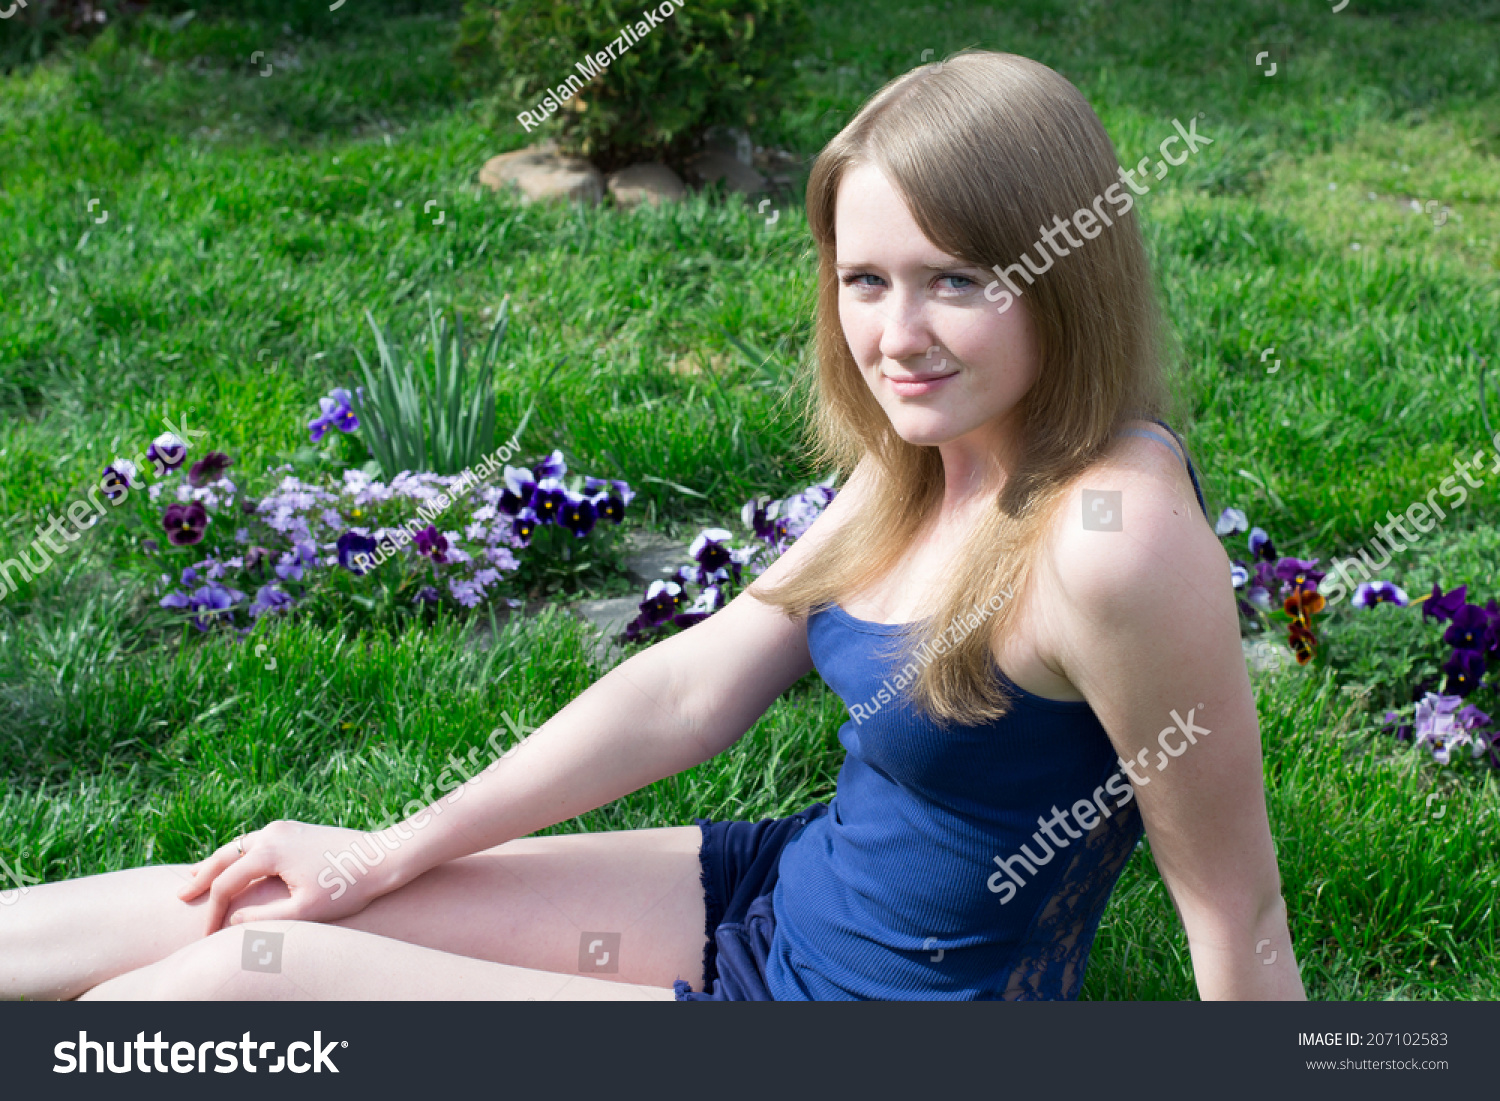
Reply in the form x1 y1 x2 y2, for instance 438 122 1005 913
763 420 1209 1000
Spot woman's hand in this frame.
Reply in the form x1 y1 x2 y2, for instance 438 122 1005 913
176 819 403 934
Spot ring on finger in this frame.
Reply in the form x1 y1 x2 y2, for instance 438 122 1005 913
235 835 245 855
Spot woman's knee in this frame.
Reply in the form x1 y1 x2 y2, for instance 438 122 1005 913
137 920 311 1001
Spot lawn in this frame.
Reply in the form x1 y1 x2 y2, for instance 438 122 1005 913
1 0 1497 999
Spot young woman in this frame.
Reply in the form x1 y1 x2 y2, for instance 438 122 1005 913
2 51 1304 1001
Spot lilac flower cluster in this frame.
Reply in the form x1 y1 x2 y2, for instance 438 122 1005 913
620 478 837 644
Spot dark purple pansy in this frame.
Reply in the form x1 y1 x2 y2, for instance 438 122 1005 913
532 484 566 525
163 502 208 546
101 460 137 502
559 493 597 537
510 508 537 545
1422 583 1468 624
500 466 538 515
147 433 188 475
414 524 449 563
336 531 379 574
142 538 160 555
593 494 625 524
1273 557 1324 592
1249 527 1277 562
532 450 566 481
159 589 192 610
741 496 777 541
187 450 233 488
638 580 684 627
413 585 441 604
691 528 733 571
1441 647 1485 697
1443 604 1490 650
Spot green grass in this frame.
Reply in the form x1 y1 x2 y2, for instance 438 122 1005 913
2 0 1498 999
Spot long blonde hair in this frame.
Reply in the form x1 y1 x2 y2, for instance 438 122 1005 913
751 50 1188 726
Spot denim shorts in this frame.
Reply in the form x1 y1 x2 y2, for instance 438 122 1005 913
672 802 829 1002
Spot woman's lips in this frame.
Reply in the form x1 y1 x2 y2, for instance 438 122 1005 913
884 370 958 398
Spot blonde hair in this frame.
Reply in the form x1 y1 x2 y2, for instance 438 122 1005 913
751 50 1188 726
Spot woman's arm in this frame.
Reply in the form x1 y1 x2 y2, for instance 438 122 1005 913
182 460 876 931
1047 453 1306 1000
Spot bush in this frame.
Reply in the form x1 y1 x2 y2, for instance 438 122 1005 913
454 0 811 171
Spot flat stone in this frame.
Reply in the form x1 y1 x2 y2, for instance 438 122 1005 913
683 149 766 196
607 163 687 208
623 529 688 585
574 595 643 665
479 140 603 206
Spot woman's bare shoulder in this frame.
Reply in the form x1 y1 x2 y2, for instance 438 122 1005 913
1038 423 1216 617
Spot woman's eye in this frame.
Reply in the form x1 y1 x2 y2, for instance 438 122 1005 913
937 274 975 291
840 272 884 288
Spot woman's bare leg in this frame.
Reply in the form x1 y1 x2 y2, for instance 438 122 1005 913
79 920 680 1000
2 825 706 1000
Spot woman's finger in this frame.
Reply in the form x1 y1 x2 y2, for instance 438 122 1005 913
177 833 258 901
224 897 306 927
202 850 277 934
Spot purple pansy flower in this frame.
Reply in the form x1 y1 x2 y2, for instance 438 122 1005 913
102 459 138 502
499 466 538 515
1353 581 1410 608
741 496 777 541
413 585 441 604
1441 648 1485 697
163 502 208 546
1422 583 1468 624
1248 527 1276 562
336 531 379 574
249 584 293 618
147 433 188 475
1443 604 1489 650
638 579 684 627
414 524 449 563
532 450 566 481
531 481 566 525
559 492 597 537
1273 557 1324 593
189 582 244 632
1215 507 1248 536
510 508 538 546
187 450 232 488
308 387 359 442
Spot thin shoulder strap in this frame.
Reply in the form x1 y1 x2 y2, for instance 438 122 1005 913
1113 420 1210 522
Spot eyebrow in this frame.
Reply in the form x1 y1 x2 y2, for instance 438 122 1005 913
834 260 981 271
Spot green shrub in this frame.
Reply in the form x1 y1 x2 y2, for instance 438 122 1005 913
454 0 812 171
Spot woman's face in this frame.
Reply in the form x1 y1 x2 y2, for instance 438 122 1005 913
834 162 1040 455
